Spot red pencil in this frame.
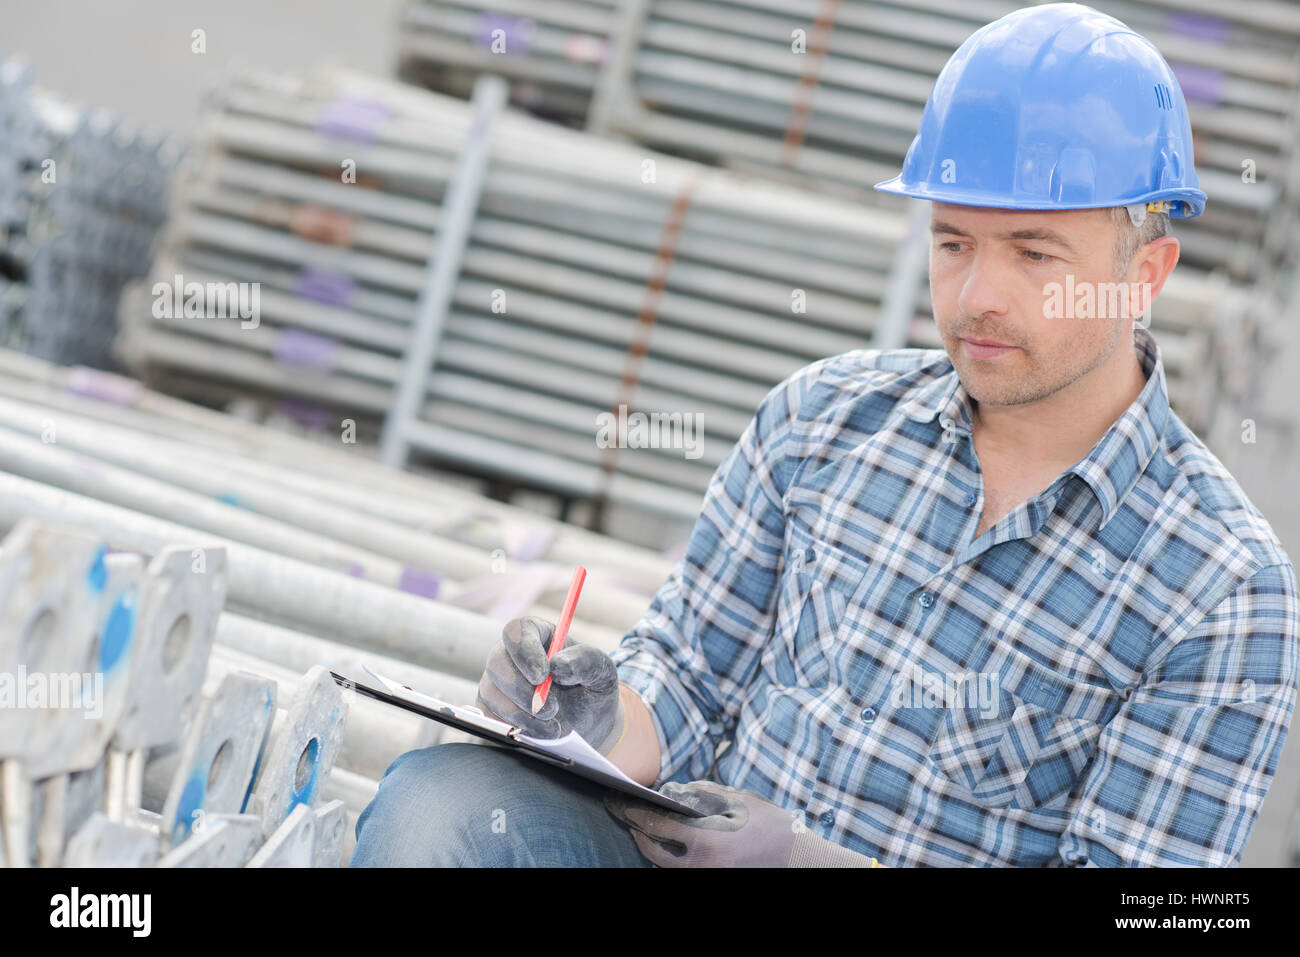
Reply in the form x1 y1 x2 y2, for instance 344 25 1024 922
531 565 587 715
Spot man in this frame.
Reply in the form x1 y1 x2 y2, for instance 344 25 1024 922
350 3 1297 867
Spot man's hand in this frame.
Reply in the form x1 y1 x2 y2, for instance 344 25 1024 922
603 782 884 867
476 616 626 756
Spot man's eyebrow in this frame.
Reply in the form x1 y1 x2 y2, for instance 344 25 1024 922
930 220 970 237
929 221 1081 257
1001 228 1080 257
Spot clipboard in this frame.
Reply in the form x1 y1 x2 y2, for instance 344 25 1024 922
330 667 706 818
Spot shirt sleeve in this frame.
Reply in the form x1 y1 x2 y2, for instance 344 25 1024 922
608 359 830 786
1054 561 1300 867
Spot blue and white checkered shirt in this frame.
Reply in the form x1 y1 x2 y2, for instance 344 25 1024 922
609 326 1298 867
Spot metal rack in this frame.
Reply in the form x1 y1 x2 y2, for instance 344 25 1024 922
0 57 180 371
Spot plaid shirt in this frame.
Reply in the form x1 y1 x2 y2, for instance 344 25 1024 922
609 326 1298 867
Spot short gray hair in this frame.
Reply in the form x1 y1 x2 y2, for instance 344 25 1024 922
1109 206 1169 276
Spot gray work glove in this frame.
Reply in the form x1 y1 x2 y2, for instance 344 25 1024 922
603 782 883 868
475 616 626 757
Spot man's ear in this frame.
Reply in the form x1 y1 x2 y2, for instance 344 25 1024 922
1133 235 1179 298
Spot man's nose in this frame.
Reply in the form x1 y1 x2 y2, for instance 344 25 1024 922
955 249 1012 320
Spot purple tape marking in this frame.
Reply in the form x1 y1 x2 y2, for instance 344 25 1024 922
72 457 105 481
317 96 393 143
294 267 356 308
1168 12 1230 44
1171 63 1224 107
474 13 533 56
399 567 442 600
467 113 491 145
273 328 341 372
275 397 333 431
65 367 142 407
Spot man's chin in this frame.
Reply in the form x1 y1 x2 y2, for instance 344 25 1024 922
954 361 1047 408
967 373 1074 409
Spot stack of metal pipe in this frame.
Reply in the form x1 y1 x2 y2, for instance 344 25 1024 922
0 347 677 603
115 65 920 523
0 349 687 863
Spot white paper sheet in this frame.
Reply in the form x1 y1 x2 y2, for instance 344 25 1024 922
516 729 643 788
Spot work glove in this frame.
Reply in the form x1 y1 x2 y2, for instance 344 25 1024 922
603 781 884 868
475 616 626 757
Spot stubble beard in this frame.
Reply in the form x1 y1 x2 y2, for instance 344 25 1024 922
948 318 1125 409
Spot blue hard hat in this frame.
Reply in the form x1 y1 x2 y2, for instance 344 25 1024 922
875 2 1206 218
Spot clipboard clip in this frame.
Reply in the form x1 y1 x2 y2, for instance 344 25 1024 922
355 664 523 736
432 700 520 737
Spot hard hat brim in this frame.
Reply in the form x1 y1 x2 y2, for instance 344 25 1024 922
873 179 1207 220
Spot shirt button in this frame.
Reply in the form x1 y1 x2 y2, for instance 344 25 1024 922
918 592 934 609
804 547 816 563
859 707 876 724
962 491 976 507
819 811 835 828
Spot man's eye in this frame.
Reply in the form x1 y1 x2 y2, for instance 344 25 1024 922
1020 248 1053 263
938 242 964 253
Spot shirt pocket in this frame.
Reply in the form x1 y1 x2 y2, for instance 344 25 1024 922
924 648 1123 811
762 510 868 690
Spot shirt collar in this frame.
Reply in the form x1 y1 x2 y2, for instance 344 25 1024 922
899 327 1170 531
897 351 975 434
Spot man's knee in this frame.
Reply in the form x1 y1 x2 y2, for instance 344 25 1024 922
350 742 521 866
349 741 645 867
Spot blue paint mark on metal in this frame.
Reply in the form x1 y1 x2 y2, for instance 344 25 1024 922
216 492 251 511
239 689 276 815
240 746 264 815
174 774 206 843
86 544 107 593
98 585 137 673
288 736 320 811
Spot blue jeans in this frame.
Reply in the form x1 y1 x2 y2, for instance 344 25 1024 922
348 742 654 867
